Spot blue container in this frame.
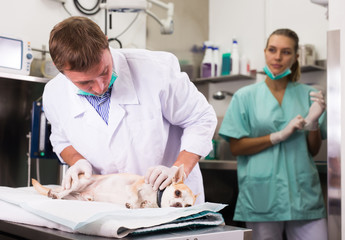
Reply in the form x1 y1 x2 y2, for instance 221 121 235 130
221 53 231 75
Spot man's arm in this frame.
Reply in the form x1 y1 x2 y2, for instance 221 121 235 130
145 150 201 190
173 150 200 177
60 145 85 166
60 145 92 189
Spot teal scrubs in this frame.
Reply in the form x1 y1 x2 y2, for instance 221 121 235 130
219 81 326 222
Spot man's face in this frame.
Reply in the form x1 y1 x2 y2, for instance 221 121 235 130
64 49 113 96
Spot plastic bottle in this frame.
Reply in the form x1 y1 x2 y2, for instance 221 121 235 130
212 44 220 77
221 52 231 75
200 41 214 78
240 55 250 75
205 139 217 160
231 39 240 75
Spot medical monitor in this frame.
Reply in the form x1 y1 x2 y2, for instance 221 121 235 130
0 34 33 75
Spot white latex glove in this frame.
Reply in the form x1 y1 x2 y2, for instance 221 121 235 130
145 165 185 191
62 159 92 190
304 91 326 131
270 115 305 145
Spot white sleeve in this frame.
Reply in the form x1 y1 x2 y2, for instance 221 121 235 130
159 53 217 157
42 77 71 164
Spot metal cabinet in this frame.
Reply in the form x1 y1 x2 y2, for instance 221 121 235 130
0 72 59 187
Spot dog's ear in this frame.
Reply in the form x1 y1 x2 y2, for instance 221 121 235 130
193 193 200 204
172 165 186 184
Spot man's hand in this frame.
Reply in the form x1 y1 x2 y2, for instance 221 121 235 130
145 165 186 191
62 159 92 190
270 115 305 145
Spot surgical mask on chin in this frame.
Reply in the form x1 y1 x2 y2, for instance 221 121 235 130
77 71 118 96
263 65 291 80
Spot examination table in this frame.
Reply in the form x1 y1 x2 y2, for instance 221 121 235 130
0 220 252 240
0 186 252 239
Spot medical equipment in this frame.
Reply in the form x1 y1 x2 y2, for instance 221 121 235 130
0 34 33 75
263 65 292 80
31 58 59 78
74 0 102 15
30 46 59 79
310 0 328 7
29 101 57 160
100 0 174 34
27 100 66 186
213 91 234 100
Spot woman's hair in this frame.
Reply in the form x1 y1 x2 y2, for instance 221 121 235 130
266 28 301 82
49 16 109 73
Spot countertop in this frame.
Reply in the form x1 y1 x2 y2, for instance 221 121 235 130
0 71 50 83
200 159 238 170
199 159 327 173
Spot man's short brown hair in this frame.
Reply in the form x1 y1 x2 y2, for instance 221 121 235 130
49 16 109 72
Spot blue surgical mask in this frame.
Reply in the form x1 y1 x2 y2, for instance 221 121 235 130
263 65 291 80
78 71 118 96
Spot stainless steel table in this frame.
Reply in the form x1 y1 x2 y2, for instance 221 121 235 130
0 220 251 240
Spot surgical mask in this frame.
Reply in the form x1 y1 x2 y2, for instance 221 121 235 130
78 71 118 96
263 65 291 80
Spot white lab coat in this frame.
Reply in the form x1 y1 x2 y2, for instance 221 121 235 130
43 48 217 204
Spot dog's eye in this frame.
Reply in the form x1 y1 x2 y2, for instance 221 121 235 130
174 190 181 197
185 204 192 207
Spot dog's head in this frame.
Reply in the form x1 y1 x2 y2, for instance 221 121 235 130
160 165 198 208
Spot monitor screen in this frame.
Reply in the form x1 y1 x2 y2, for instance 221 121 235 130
0 37 23 70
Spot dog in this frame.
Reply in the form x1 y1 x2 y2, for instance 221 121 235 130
32 165 197 209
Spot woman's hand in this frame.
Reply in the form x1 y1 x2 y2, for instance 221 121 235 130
304 91 326 131
270 115 305 144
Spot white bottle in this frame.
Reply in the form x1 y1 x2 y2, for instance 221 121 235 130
212 44 220 77
231 39 240 75
200 41 214 78
240 55 250 75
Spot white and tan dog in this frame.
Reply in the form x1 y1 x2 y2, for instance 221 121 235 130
32 165 197 209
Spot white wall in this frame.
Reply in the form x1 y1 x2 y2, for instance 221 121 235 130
209 0 266 72
209 0 328 71
0 0 146 59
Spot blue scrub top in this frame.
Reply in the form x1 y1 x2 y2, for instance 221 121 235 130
219 81 326 222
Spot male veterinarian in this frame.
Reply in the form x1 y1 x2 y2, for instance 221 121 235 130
43 16 217 204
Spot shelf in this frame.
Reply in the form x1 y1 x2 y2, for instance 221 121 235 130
0 71 50 83
199 160 237 170
193 74 256 84
300 64 326 73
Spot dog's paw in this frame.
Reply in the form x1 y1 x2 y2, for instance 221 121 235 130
140 200 157 208
48 190 58 199
140 200 149 208
125 203 132 209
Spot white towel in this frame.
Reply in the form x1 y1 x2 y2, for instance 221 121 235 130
0 186 73 233
0 186 226 238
